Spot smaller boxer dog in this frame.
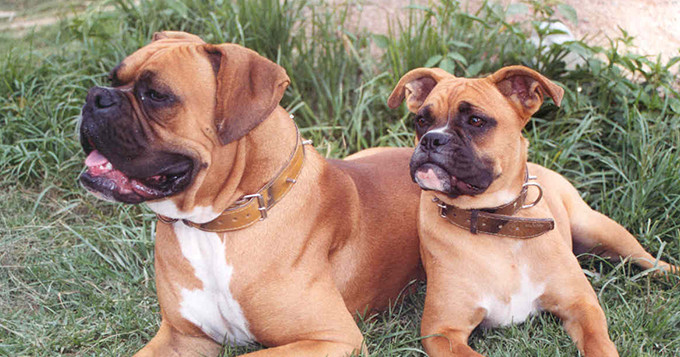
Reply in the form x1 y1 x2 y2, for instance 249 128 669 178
388 65 677 356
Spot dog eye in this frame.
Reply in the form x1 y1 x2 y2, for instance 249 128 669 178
415 116 429 128
145 89 168 102
468 116 485 128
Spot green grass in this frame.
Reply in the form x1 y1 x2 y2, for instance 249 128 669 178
1 0 679 355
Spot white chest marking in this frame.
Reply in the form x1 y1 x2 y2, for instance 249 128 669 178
479 267 545 327
146 200 220 224
174 222 254 345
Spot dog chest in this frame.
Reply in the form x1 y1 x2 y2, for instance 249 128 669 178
172 222 254 345
478 266 545 327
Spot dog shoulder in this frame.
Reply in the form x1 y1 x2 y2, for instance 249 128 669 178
528 163 589 214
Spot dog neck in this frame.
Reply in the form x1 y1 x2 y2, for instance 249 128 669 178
148 107 300 223
211 106 299 213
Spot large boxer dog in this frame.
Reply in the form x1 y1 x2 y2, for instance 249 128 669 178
78 31 422 356
388 66 677 356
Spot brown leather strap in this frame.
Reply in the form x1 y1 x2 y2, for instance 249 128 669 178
476 185 527 216
157 125 306 232
434 171 554 239
437 203 554 239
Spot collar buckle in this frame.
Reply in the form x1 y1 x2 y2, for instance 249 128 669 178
242 193 268 220
433 197 448 217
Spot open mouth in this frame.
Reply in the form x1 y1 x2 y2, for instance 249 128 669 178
79 149 193 204
413 163 484 197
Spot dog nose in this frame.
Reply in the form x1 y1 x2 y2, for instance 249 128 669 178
89 87 119 110
420 132 451 151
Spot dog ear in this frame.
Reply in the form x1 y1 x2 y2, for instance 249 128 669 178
204 44 290 145
489 66 563 118
388 68 451 112
152 31 205 44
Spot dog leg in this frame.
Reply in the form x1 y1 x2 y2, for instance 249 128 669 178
570 206 677 274
236 340 366 357
421 327 484 357
420 291 486 357
553 299 618 357
133 321 222 357
560 181 677 274
542 280 619 357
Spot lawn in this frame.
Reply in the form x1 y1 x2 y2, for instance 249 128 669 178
1 0 679 356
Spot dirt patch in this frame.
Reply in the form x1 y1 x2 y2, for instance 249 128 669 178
3 0 679 61
0 0 91 34
561 0 680 61
339 0 680 62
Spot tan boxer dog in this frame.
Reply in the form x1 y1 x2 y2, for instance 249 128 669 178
78 31 422 356
388 66 678 356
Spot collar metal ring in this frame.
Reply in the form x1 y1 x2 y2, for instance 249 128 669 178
521 182 544 209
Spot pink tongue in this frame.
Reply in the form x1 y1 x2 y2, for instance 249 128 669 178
415 168 447 192
85 150 109 167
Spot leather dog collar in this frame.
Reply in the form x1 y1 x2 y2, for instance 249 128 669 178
157 121 308 232
433 170 554 239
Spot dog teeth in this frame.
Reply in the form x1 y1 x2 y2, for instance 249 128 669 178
91 162 113 174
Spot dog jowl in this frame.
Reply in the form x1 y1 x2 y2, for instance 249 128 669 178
79 83 195 203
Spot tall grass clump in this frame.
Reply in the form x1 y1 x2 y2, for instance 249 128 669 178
1 0 679 356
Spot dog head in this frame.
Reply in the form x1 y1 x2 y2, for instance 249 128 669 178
79 31 290 207
388 66 563 199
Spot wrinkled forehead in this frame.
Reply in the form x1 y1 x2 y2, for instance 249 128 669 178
111 42 212 86
420 77 517 121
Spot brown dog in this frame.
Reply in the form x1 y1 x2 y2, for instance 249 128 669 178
388 66 677 356
78 31 422 356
